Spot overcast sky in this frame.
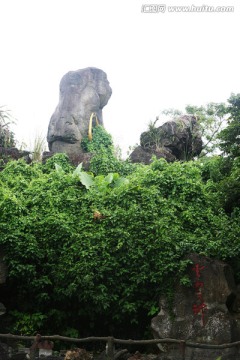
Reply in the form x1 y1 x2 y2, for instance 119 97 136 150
0 0 239 155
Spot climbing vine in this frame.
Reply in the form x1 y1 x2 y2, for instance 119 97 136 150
1 94 240 336
0 154 239 337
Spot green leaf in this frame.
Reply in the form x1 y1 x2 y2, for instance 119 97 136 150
72 163 83 177
55 163 65 175
114 177 129 187
104 173 114 184
79 171 95 189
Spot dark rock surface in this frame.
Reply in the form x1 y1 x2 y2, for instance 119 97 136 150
130 115 203 164
0 249 7 315
0 147 31 166
129 146 176 164
151 253 240 359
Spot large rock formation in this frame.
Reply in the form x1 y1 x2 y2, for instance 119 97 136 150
0 249 7 317
151 253 240 360
47 67 112 160
130 115 203 164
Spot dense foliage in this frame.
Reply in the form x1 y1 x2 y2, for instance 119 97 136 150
0 94 239 339
0 155 239 338
218 93 240 158
81 125 136 176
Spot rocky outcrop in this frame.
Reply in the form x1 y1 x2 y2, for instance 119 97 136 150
151 253 240 360
0 147 31 167
130 115 203 164
47 67 112 160
129 146 176 164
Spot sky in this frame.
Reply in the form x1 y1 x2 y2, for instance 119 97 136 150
0 0 239 156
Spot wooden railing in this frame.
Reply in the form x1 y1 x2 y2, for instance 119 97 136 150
0 333 240 359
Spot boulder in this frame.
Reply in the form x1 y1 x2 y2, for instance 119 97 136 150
47 67 112 160
0 249 7 316
151 253 240 360
130 115 203 164
130 146 176 164
0 147 31 166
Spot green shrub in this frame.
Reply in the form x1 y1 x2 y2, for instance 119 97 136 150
0 156 239 336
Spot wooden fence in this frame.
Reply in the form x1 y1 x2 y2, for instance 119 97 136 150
0 333 240 360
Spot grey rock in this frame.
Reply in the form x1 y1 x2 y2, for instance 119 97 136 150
0 249 7 316
47 67 112 159
130 146 176 164
0 147 31 164
151 253 240 360
96 349 130 360
130 115 203 164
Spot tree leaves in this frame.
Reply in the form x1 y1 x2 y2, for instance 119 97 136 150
218 93 240 158
0 153 239 337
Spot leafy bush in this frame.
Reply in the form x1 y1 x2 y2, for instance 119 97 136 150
81 125 114 153
80 125 137 176
9 311 47 335
0 107 240 336
0 154 239 337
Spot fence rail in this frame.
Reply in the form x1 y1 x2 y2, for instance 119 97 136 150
0 333 240 359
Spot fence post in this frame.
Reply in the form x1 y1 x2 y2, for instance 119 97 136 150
179 340 186 360
106 336 114 360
